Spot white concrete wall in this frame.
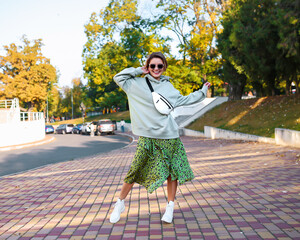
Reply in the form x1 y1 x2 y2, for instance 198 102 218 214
204 126 276 144
275 128 300 148
0 119 45 147
181 126 300 148
179 128 205 137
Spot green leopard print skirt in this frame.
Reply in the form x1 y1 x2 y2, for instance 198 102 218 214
124 136 194 193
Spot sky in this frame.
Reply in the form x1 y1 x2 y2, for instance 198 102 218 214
0 0 178 88
0 0 110 87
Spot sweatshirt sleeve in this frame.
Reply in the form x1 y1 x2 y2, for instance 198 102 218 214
174 88 207 108
113 67 144 93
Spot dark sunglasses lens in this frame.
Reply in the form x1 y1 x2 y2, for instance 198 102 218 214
149 64 164 69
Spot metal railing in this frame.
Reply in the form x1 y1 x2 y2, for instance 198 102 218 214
0 98 43 123
0 98 19 109
20 112 44 121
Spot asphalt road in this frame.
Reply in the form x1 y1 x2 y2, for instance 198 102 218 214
0 133 131 177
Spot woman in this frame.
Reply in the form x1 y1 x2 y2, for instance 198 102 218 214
110 52 211 224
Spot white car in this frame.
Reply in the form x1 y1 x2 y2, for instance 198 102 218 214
96 119 115 135
81 122 91 135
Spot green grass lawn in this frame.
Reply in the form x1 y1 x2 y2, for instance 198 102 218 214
187 94 300 138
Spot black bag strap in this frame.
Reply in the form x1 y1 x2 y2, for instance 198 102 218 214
145 77 154 92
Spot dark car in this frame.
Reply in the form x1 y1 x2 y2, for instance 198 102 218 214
45 125 54 134
112 120 117 130
55 124 74 134
72 124 83 134
96 119 115 135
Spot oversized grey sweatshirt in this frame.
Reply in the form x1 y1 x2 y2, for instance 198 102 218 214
113 67 207 139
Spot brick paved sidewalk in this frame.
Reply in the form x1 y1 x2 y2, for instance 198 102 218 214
0 135 299 240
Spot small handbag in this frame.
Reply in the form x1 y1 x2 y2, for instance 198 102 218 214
146 77 174 115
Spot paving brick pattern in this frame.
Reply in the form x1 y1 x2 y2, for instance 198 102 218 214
0 135 299 240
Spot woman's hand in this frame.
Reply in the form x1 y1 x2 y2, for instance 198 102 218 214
204 82 211 88
141 66 149 74
201 82 211 95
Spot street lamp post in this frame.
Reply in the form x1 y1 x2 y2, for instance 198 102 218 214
79 102 86 124
71 89 73 119
46 94 49 123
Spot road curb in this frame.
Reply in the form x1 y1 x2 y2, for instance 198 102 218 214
0 135 55 152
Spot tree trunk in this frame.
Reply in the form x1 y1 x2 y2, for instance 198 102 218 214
285 77 291 95
294 73 299 95
266 71 276 96
252 81 263 97
228 80 245 100
211 85 215 97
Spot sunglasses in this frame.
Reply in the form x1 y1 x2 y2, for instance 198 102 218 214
149 64 164 69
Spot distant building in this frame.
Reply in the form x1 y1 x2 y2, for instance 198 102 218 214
0 98 45 147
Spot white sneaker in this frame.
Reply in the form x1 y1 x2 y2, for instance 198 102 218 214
109 199 125 223
161 201 174 223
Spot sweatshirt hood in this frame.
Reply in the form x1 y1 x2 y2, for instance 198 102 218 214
145 74 171 84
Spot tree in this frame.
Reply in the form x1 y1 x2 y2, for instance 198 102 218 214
166 64 203 95
0 36 58 111
217 7 248 99
53 78 87 119
274 0 300 95
217 0 300 98
83 0 169 110
154 0 224 96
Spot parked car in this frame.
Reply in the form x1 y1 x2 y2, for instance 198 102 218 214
72 124 83 134
45 125 54 134
55 124 74 134
96 119 115 135
81 122 92 135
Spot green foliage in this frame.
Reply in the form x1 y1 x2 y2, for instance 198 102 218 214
166 64 202 95
217 0 300 98
83 0 299 108
154 0 223 93
82 0 225 108
53 78 87 119
83 0 170 110
0 36 58 112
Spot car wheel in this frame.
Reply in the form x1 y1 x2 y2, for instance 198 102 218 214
62 130 66 135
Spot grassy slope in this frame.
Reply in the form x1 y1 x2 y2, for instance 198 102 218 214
187 95 300 138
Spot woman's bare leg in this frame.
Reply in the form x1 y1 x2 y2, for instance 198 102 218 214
167 176 177 202
110 182 134 223
162 176 177 223
119 182 134 200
